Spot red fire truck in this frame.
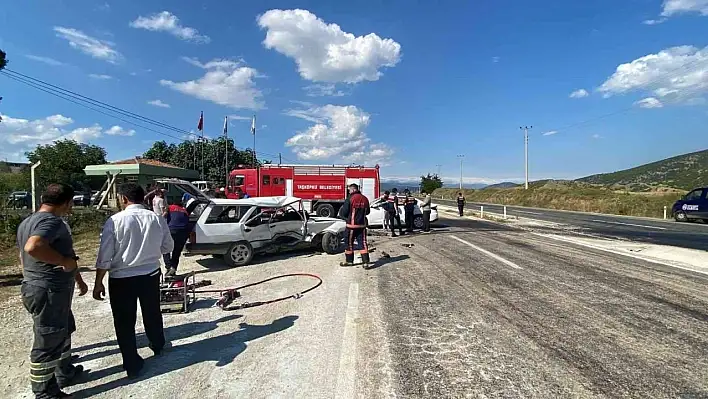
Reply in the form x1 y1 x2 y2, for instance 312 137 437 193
224 164 381 218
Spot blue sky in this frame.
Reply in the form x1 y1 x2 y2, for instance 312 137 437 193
0 0 707 184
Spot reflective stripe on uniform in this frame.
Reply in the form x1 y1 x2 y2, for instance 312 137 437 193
29 350 69 371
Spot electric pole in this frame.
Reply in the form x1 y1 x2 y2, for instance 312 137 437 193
520 126 532 189
435 164 442 177
457 155 464 189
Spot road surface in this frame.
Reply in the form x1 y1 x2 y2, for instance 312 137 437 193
2 215 707 398
435 198 708 251
358 216 708 398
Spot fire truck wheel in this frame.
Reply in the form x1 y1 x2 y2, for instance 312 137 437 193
316 204 336 218
322 232 342 254
225 241 254 267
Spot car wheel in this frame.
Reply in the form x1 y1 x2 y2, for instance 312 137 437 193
674 211 688 222
321 232 342 254
413 215 424 229
316 204 336 218
225 241 254 267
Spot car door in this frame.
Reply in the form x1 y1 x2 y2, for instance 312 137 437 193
197 204 252 244
680 188 706 219
241 206 274 248
367 198 385 226
269 207 306 244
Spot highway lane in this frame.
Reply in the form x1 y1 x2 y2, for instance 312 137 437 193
434 198 708 251
358 216 708 398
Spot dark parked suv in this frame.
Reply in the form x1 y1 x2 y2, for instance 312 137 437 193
672 187 708 222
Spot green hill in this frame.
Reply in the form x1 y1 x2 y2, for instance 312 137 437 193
577 149 708 191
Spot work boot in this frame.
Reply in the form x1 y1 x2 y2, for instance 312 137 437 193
36 391 73 399
361 253 371 269
391 233 397 237
339 261 354 267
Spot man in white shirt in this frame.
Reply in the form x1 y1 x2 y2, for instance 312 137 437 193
93 183 174 378
151 188 167 217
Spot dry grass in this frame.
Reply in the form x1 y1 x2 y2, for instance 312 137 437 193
435 183 683 218
0 233 100 304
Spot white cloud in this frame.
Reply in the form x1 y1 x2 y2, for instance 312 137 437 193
661 0 708 16
147 99 170 108
104 125 136 136
592 134 602 139
304 83 347 97
634 97 664 108
598 45 708 104
284 104 394 165
228 115 253 121
492 56 500 63
643 18 667 25
53 27 122 63
160 58 263 110
0 112 132 160
542 130 559 136
257 9 402 83
130 11 210 43
89 74 113 80
25 55 65 66
569 89 589 98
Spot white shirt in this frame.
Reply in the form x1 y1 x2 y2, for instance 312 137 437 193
152 196 167 215
96 204 174 278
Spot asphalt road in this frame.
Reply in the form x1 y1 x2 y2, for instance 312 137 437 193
358 216 708 398
435 199 708 251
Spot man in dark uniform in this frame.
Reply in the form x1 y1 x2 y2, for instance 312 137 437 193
456 192 466 216
339 183 371 269
386 189 405 236
403 189 417 232
17 183 85 399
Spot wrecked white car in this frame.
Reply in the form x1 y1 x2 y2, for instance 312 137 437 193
185 196 346 267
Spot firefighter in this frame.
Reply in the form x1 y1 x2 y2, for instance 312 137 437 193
17 183 84 398
339 183 371 269
387 188 405 236
404 189 417 232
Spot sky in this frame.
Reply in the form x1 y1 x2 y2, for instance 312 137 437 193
0 0 707 184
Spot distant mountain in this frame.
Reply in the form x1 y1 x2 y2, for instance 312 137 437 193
577 149 708 191
485 182 519 189
442 183 488 189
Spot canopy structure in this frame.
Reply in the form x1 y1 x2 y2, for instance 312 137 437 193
84 157 199 208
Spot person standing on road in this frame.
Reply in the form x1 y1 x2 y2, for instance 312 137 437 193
162 200 192 277
382 191 391 231
421 190 432 233
17 183 86 399
152 189 167 218
93 183 174 379
339 183 371 269
457 192 466 216
404 189 416 232
389 188 405 236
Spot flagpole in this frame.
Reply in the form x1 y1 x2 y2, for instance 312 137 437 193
252 114 257 168
224 116 229 189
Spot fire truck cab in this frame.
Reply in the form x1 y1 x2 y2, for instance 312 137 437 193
225 164 380 218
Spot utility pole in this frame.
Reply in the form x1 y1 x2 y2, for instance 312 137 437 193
457 155 464 190
279 153 282 165
520 126 532 189
436 164 442 177
200 133 205 180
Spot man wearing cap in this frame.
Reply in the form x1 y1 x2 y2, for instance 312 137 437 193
339 183 371 269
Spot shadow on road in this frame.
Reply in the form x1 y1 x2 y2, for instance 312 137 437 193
71 315 298 397
0 272 23 287
369 254 410 270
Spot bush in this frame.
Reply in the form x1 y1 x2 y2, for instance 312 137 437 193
0 209 111 249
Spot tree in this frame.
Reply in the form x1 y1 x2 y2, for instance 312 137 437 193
142 138 267 184
25 139 107 190
420 173 443 194
0 49 7 70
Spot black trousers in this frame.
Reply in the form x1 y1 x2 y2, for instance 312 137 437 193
404 207 414 231
423 210 431 232
388 212 403 234
21 283 74 396
108 271 165 373
163 229 189 270
458 204 464 216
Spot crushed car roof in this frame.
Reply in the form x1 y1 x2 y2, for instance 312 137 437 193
210 196 303 208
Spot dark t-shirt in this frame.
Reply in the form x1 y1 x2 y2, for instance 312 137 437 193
17 211 76 291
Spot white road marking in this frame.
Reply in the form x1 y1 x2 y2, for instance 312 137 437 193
515 210 542 215
534 233 708 276
450 235 522 270
590 219 666 230
335 282 359 399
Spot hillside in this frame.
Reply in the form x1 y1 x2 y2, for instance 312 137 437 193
577 149 708 191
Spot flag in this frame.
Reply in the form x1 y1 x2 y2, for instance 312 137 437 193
197 111 204 131
250 115 256 135
223 116 228 136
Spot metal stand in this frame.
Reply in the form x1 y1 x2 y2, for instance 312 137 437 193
160 272 197 313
